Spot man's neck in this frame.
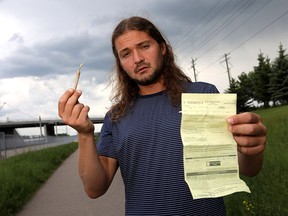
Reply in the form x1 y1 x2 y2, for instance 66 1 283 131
138 81 165 95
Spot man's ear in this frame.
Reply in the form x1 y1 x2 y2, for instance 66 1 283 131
160 43 167 55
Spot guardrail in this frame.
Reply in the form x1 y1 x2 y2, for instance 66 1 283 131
0 132 78 159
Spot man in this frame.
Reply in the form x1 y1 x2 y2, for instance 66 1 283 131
58 16 267 215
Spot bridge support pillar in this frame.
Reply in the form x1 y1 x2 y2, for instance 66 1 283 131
45 124 55 136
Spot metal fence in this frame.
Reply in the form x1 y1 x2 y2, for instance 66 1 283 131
0 132 78 159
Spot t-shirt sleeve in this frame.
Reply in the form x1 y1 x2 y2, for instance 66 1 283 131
207 83 219 93
96 113 117 159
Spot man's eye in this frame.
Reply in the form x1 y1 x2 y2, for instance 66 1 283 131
142 44 149 49
121 52 130 58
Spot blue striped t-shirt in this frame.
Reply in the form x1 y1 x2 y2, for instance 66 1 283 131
97 82 226 216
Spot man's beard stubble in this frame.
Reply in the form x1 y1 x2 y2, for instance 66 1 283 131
133 61 164 86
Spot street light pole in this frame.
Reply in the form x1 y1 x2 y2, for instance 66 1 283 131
39 116 43 137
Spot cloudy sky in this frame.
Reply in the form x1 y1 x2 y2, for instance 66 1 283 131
0 0 288 134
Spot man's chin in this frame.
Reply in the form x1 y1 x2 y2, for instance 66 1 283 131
136 79 155 86
134 69 162 86
136 74 159 85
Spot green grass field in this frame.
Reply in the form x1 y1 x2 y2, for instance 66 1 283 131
224 105 288 215
0 142 78 216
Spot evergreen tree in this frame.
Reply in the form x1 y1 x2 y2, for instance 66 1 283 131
237 72 255 110
269 44 288 104
225 74 254 113
252 52 272 108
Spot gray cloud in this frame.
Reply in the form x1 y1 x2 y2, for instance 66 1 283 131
1 0 287 80
8 33 23 43
0 31 114 81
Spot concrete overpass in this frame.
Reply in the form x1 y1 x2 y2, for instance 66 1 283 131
0 117 104 136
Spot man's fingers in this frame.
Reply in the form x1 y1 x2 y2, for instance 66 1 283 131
228 123 266 136
58 89 82 120
74 105 94 134
71 103 85 120
233 131 266 156
227 112 261 125
58 89 75 117
237 141 266 155
78 105 90 121
227 112 267 136
233 135 266 148
58 89 94 134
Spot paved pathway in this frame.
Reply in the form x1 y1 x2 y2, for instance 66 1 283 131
17 150 125 216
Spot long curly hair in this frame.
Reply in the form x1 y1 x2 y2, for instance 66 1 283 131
109 16 191 122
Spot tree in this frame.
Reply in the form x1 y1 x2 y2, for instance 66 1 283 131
237 72 255 110
225 74 254 113
252 52 272 108
269 44 288 104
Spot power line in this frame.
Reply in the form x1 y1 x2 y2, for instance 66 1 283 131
196 0 272 59
179 0 253 59
174 0 223 49
198 59 219 72
229 8 288 53
178 0 237 56
196 1 287 75
185 0 255 58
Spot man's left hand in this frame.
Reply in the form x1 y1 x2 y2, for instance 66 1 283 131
227 112 267 156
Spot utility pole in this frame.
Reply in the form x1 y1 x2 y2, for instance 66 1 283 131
224 53 232 85
191 58 197 82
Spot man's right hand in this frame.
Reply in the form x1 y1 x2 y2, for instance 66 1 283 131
58 89 94 134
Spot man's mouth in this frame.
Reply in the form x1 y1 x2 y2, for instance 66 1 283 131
136 66 148 73
135 62 150 73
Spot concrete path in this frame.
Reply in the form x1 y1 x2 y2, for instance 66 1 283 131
17 150 125 216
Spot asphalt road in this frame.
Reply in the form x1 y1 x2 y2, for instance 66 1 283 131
17 150 125 216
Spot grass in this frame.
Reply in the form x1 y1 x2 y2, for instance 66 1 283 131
224 105 288 215
0 142 78 216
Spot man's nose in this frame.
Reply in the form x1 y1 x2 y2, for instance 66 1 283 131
133 50 144 64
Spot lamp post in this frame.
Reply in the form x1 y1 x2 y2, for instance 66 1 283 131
39 116 43 137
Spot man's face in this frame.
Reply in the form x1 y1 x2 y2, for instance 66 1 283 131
115 30 166 86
